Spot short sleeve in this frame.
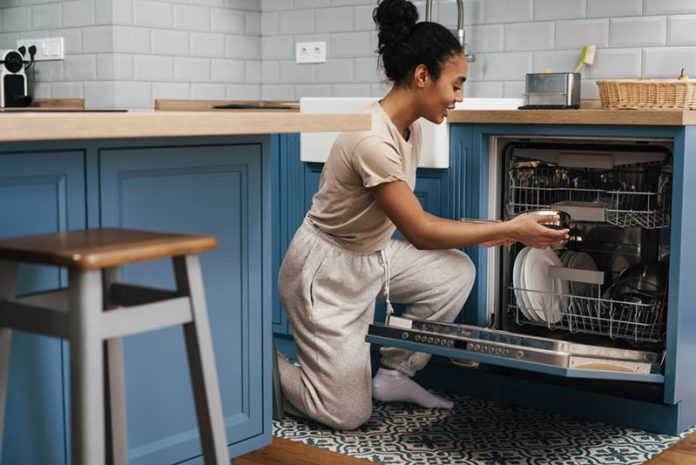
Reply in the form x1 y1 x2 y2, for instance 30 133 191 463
351 136 406 188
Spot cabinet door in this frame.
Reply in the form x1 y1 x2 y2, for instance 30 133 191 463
99 142 264 463
0 150 86 465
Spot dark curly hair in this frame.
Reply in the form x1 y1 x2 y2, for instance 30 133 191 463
373 0 463 86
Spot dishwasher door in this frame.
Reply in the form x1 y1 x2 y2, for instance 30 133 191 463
366 315 664 383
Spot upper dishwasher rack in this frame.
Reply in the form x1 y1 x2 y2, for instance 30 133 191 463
507 161 672 229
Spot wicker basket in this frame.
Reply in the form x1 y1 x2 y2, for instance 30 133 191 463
596 80 696 110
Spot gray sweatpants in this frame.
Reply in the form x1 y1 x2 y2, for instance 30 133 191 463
277 220 476 430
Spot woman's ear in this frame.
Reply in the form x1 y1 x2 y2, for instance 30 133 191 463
413 64 430 88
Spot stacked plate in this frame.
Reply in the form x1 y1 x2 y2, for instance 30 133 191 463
513 247 568 324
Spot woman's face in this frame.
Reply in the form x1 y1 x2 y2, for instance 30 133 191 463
420 53 468 124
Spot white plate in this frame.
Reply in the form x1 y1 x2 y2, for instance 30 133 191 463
522 248 568 324
512 247 537 322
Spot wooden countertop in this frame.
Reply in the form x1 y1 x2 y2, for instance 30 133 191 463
447 108 696 125
0 111 370 142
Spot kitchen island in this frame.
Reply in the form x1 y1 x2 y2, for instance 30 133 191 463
0 111 370 465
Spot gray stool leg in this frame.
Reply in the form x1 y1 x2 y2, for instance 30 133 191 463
103 267 128 465
0 260 17 459
174 255 230 465
69 269 105 465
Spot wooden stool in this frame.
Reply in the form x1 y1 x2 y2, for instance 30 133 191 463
0 228 230 465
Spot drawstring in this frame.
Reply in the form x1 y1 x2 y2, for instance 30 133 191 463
380 249 394 316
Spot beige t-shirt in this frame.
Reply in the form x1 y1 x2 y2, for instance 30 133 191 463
306 101 422 253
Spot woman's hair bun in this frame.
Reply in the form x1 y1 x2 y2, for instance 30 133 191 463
373 0 418 54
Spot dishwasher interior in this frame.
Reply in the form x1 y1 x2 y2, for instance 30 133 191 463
495 137 672 358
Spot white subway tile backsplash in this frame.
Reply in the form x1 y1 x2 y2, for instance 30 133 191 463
483 52 531 80
31 82 51 98
354 56 380 83
436 0 484 27
225 0 260 10
485 0 532 24
668 15 696 46
261 0 292 11
503 80 524 98
135 54 173 80
226 83 261 98
189 0 223 8
82 26 113 53
0 33 18 49
113 25 150 53
97 53 113 79
353 5 375 31
463 80 503 97
555 18 608 49
211 58 245 82
644 0 696 15
153 82 190 100
262 61 279 82
32 4 61 29
228 34 260 59
246 60 260 82
295 0 330 8
112 0 133 24
114 81 151 108
64 54 97 80
316 57 353 82
261 35 293 60
294 84 331 97
587 0 641 17
246 12 261 34
262 84 294 99
191 83 226 98
152 29 189 55
331 0 370 6
534 0 585 20
134 0 172 28
611 16 665 47
52 81 84 98
581 79 598 99
84 81 115 108
279 60 315 82
211 8 246 33
371 82 390 97
588 48 641 78
191 32 226 57
331 83 370 96
468 25 504 53
173 5 210 31
504 22 553 51
54 27 83 54
174 56 211 81
95 0 112 25
643 46 696 78
316 7 353 33
532 50 578 73
33 60 63 81
330 31 370 57
279 8 315 34
261 11 277 35
62 0 95 27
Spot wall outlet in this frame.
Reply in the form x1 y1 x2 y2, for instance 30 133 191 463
16 37 64 61
295 41 326 64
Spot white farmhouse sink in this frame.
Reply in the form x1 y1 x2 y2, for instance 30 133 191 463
299 97 523 168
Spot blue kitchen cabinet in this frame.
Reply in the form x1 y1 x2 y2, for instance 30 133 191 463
0 150 86 465
97 138 269 464
0 136 272 464
272 131 469 340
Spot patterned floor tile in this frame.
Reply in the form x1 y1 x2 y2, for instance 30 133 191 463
273 392 696 465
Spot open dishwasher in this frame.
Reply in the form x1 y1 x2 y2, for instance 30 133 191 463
367 136 673 384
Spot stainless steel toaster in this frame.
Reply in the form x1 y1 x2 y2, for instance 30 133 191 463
520 72 581 109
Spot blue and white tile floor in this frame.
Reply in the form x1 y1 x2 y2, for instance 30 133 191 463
273 391 696 465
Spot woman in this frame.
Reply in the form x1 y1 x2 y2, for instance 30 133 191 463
277 0 569 430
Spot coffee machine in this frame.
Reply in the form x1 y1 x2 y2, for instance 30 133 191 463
0 46 34 108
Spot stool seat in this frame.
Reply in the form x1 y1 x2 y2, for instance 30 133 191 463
0 228 217 270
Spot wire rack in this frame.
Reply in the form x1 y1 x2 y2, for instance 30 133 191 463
507 286 667 343
507 165 671 229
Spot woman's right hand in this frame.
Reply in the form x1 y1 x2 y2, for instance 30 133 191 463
506 213 569 249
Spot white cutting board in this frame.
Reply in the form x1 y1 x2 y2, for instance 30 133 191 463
299 97 523 168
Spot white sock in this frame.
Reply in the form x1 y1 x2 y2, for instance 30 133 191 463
372 367 454 409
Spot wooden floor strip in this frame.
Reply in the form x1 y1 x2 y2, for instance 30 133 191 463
643 429 696 465
236 437 375 465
